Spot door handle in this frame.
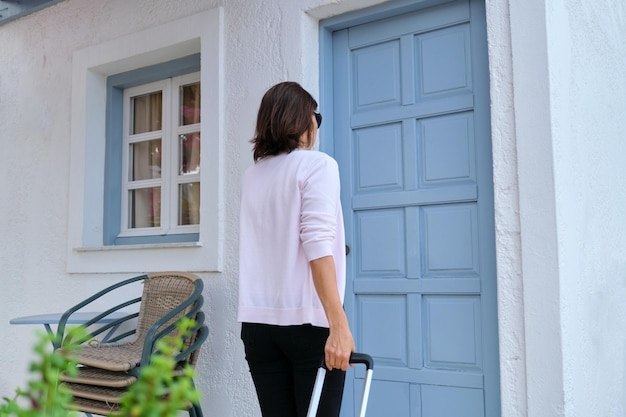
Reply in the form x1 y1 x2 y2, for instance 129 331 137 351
345 245 350 255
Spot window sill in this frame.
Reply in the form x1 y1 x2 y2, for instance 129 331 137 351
74 241 203 252
67 239 218 274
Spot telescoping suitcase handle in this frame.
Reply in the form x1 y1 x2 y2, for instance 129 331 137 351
307 352 374 417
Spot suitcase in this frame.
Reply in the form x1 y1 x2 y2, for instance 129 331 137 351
306 352 374 417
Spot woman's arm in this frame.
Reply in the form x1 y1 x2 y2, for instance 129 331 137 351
310 255 355 371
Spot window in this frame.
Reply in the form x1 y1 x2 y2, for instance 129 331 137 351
103 55 202 246
67 8 223 273
122 76 201 235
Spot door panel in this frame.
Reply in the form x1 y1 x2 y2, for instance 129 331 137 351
421 385 485 417
331 0 498 416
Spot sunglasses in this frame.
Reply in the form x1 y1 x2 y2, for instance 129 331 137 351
314 112 322 128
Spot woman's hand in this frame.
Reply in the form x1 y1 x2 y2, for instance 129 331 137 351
325 322 355 371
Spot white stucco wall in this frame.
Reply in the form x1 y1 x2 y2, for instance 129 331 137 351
547 1 626 416
490 0 626 416
484 0 529 415
2 0 626 416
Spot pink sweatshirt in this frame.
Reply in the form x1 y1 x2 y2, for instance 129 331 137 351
238 150 346 328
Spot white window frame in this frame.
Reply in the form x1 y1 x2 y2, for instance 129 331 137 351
120 74 201 238
67 8 223 273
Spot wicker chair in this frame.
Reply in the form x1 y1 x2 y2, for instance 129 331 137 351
62 320 207 417
54 272 206 416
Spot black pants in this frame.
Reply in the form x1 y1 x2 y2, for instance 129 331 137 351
241 323 346 417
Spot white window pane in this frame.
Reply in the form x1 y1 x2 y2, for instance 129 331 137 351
120 75 201 237
132 91 162 134
131 139 162 181
129 187 161 228
179 132 200 175
179 182 200 225
180 82 200 126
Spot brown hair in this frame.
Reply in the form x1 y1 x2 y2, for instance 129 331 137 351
251 82 318 161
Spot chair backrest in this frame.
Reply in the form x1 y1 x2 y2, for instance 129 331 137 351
134 272 202 344
172 311 207 367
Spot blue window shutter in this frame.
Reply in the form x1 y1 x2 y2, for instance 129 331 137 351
103 54 201 246
103 85 123 245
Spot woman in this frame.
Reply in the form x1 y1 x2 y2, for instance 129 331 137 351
238 82 355 417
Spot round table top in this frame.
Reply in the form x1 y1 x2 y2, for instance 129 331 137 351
10 311 129 325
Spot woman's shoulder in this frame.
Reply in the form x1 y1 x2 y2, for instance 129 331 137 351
291 149 338 167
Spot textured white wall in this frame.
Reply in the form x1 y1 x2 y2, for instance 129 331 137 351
488 0 626 416
547 1 626 416
510 0 566 415
484 1 529 415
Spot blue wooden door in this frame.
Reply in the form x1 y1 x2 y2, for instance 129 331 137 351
328 1 499 416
